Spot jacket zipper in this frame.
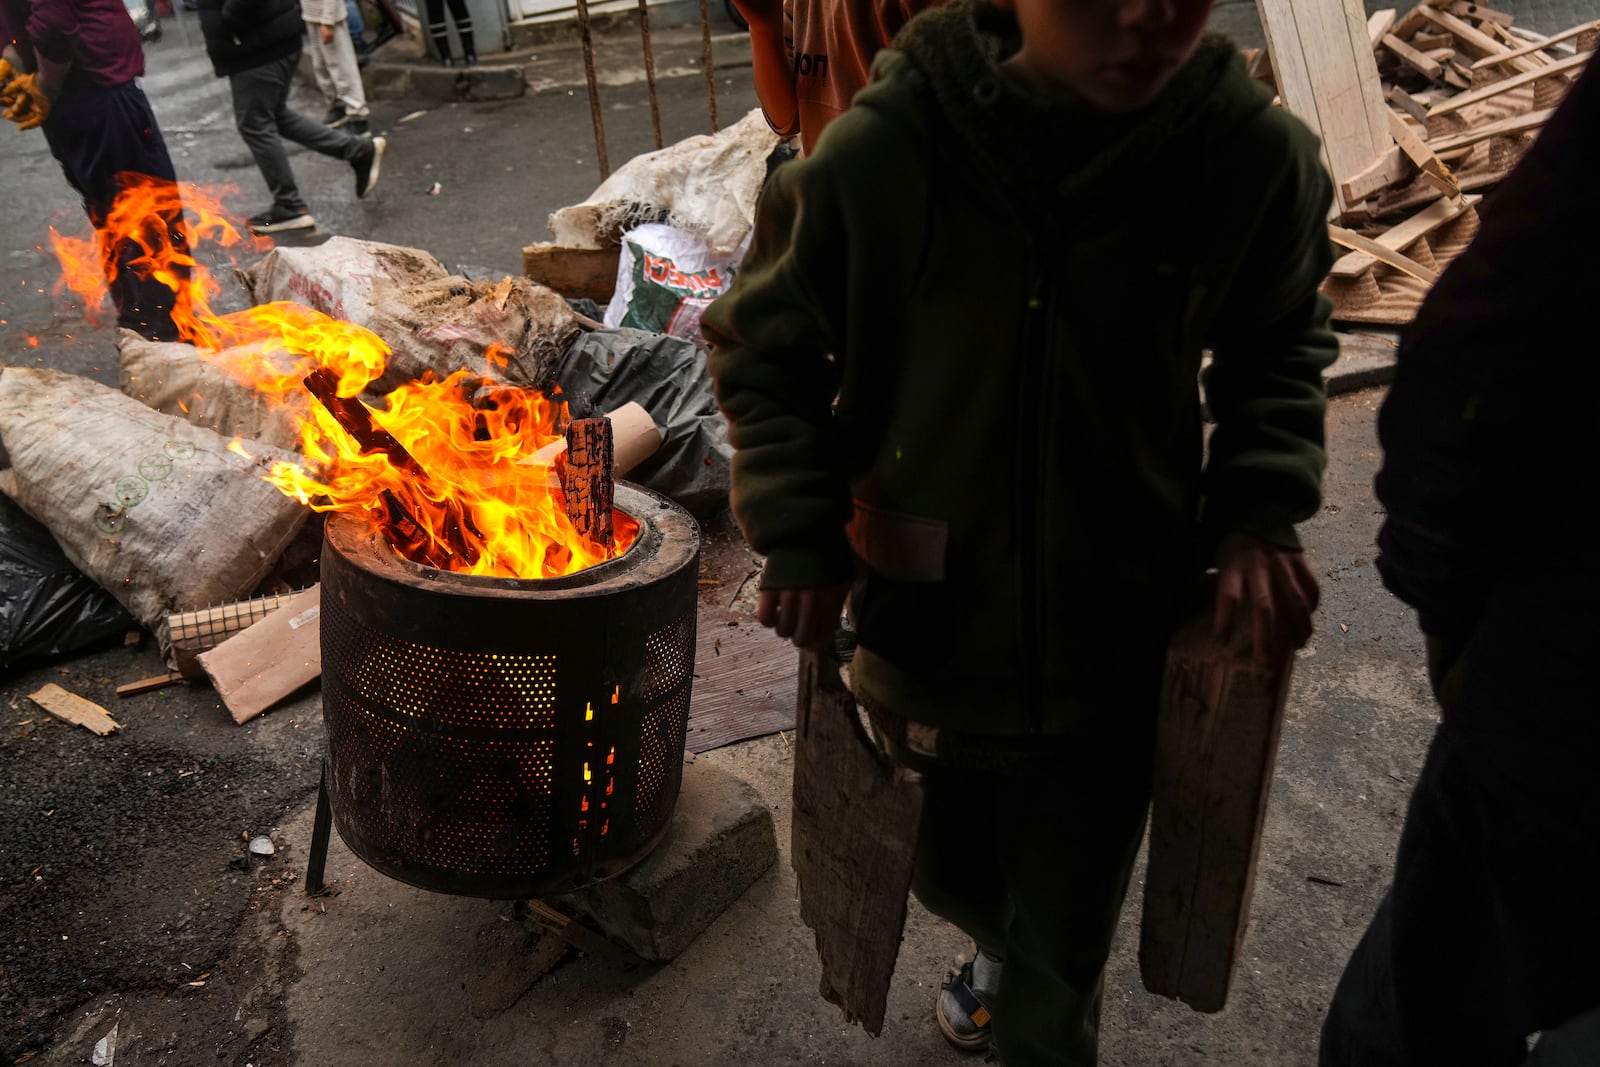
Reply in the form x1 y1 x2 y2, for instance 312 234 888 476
1016 250 1049 735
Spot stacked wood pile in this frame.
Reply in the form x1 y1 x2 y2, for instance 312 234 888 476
1252 0 1595 324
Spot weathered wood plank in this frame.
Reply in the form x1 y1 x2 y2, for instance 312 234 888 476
792 649 923 1037
1139 607 1295 1013
30 684 121 736
1471 20 1596 67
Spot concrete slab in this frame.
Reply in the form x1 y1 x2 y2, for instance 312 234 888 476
560 758 778 962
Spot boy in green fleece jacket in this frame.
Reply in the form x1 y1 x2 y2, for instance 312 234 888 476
702 0 1335 1060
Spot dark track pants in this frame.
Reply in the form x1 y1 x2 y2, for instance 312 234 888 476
41 80 185 341
911 734 1153 1066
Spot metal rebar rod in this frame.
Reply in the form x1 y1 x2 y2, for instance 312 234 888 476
636 0 664 149
698 0 719 132
575 0 611 179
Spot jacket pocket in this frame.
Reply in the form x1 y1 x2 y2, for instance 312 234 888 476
846 499 948 582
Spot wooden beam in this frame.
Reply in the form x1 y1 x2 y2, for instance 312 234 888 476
1394 0 1457 41
30 684 121 736
1427 48 1590 115
1330 194 1478 277
1388 109 1461 195
521 243 622 304
1328 225 1442 283
1449 2 1514 26
1387 84 1431 121
1384 33 1445 78
116 671 186 697
1427 106 1553 152
1470 20 1597 68
1368 7 1398 46
1408 30 1454 49
1418 6 1547 72
1340 147 1412 203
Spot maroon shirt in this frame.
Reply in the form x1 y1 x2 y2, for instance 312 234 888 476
1 0 145 88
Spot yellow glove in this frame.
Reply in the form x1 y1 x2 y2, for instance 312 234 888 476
0 58 14 88
2 72 50 130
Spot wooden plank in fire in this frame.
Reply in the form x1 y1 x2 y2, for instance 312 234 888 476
559 417 615 552
300 368 476 569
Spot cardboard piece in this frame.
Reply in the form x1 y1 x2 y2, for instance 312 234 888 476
197 585 322 725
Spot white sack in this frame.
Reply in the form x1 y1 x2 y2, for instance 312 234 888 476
0 367 308 631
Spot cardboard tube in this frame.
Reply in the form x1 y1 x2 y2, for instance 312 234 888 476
525 401 662 478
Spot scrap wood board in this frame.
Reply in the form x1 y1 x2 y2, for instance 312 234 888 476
686 608 799 753
29 684 121 735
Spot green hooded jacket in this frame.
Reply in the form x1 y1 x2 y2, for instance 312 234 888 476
702 0 1337 739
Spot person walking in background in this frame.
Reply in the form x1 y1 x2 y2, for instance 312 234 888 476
0 0 186 340
196 0 385 235
423 0 475 67
1319 60 1600 1067
301 0 369 132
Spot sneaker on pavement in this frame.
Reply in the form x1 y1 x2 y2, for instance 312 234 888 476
323 106 348 128
937 946 1001 1053
247 206 316 235
353 136 385 199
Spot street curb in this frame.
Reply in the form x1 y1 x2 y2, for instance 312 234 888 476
1326 330 1399 397
365 61 528 102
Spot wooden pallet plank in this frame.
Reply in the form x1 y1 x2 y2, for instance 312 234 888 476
1471 19 1597 68
1418 6 1547 72
1427 48 1589 114
1384 32 1446 77
1428 106 1553 153
1258 0 1394 215
1329 225 1441 283
1329 194 1479 277
1368 7 1398 46
1387 109 1461 194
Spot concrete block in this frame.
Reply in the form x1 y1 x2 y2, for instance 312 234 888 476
560 759 777 963
710 32 752 68
369 63 526 102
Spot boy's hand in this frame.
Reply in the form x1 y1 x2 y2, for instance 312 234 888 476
757 584 850 649
319 24 336 45
1212 532 1319 666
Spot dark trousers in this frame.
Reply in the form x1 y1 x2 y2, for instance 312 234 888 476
912 733 1153 1066
228 51 366 215
1321 727 1600 1067
40 80 185 341
423 0 474 60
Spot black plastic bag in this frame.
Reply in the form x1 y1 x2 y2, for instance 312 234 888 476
553 327 732 518
1 493 134 672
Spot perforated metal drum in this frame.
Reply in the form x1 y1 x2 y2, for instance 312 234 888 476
318 483 699 898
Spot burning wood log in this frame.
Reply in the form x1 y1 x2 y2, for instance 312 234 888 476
558 416 615 552
301 368 478 570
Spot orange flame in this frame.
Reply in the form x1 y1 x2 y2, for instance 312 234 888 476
47 173 636 579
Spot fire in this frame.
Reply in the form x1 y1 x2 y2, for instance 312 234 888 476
46 173 636 579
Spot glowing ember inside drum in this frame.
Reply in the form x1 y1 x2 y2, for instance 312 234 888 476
318 482 699 898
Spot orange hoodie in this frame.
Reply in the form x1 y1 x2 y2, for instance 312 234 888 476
735 0 943 154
